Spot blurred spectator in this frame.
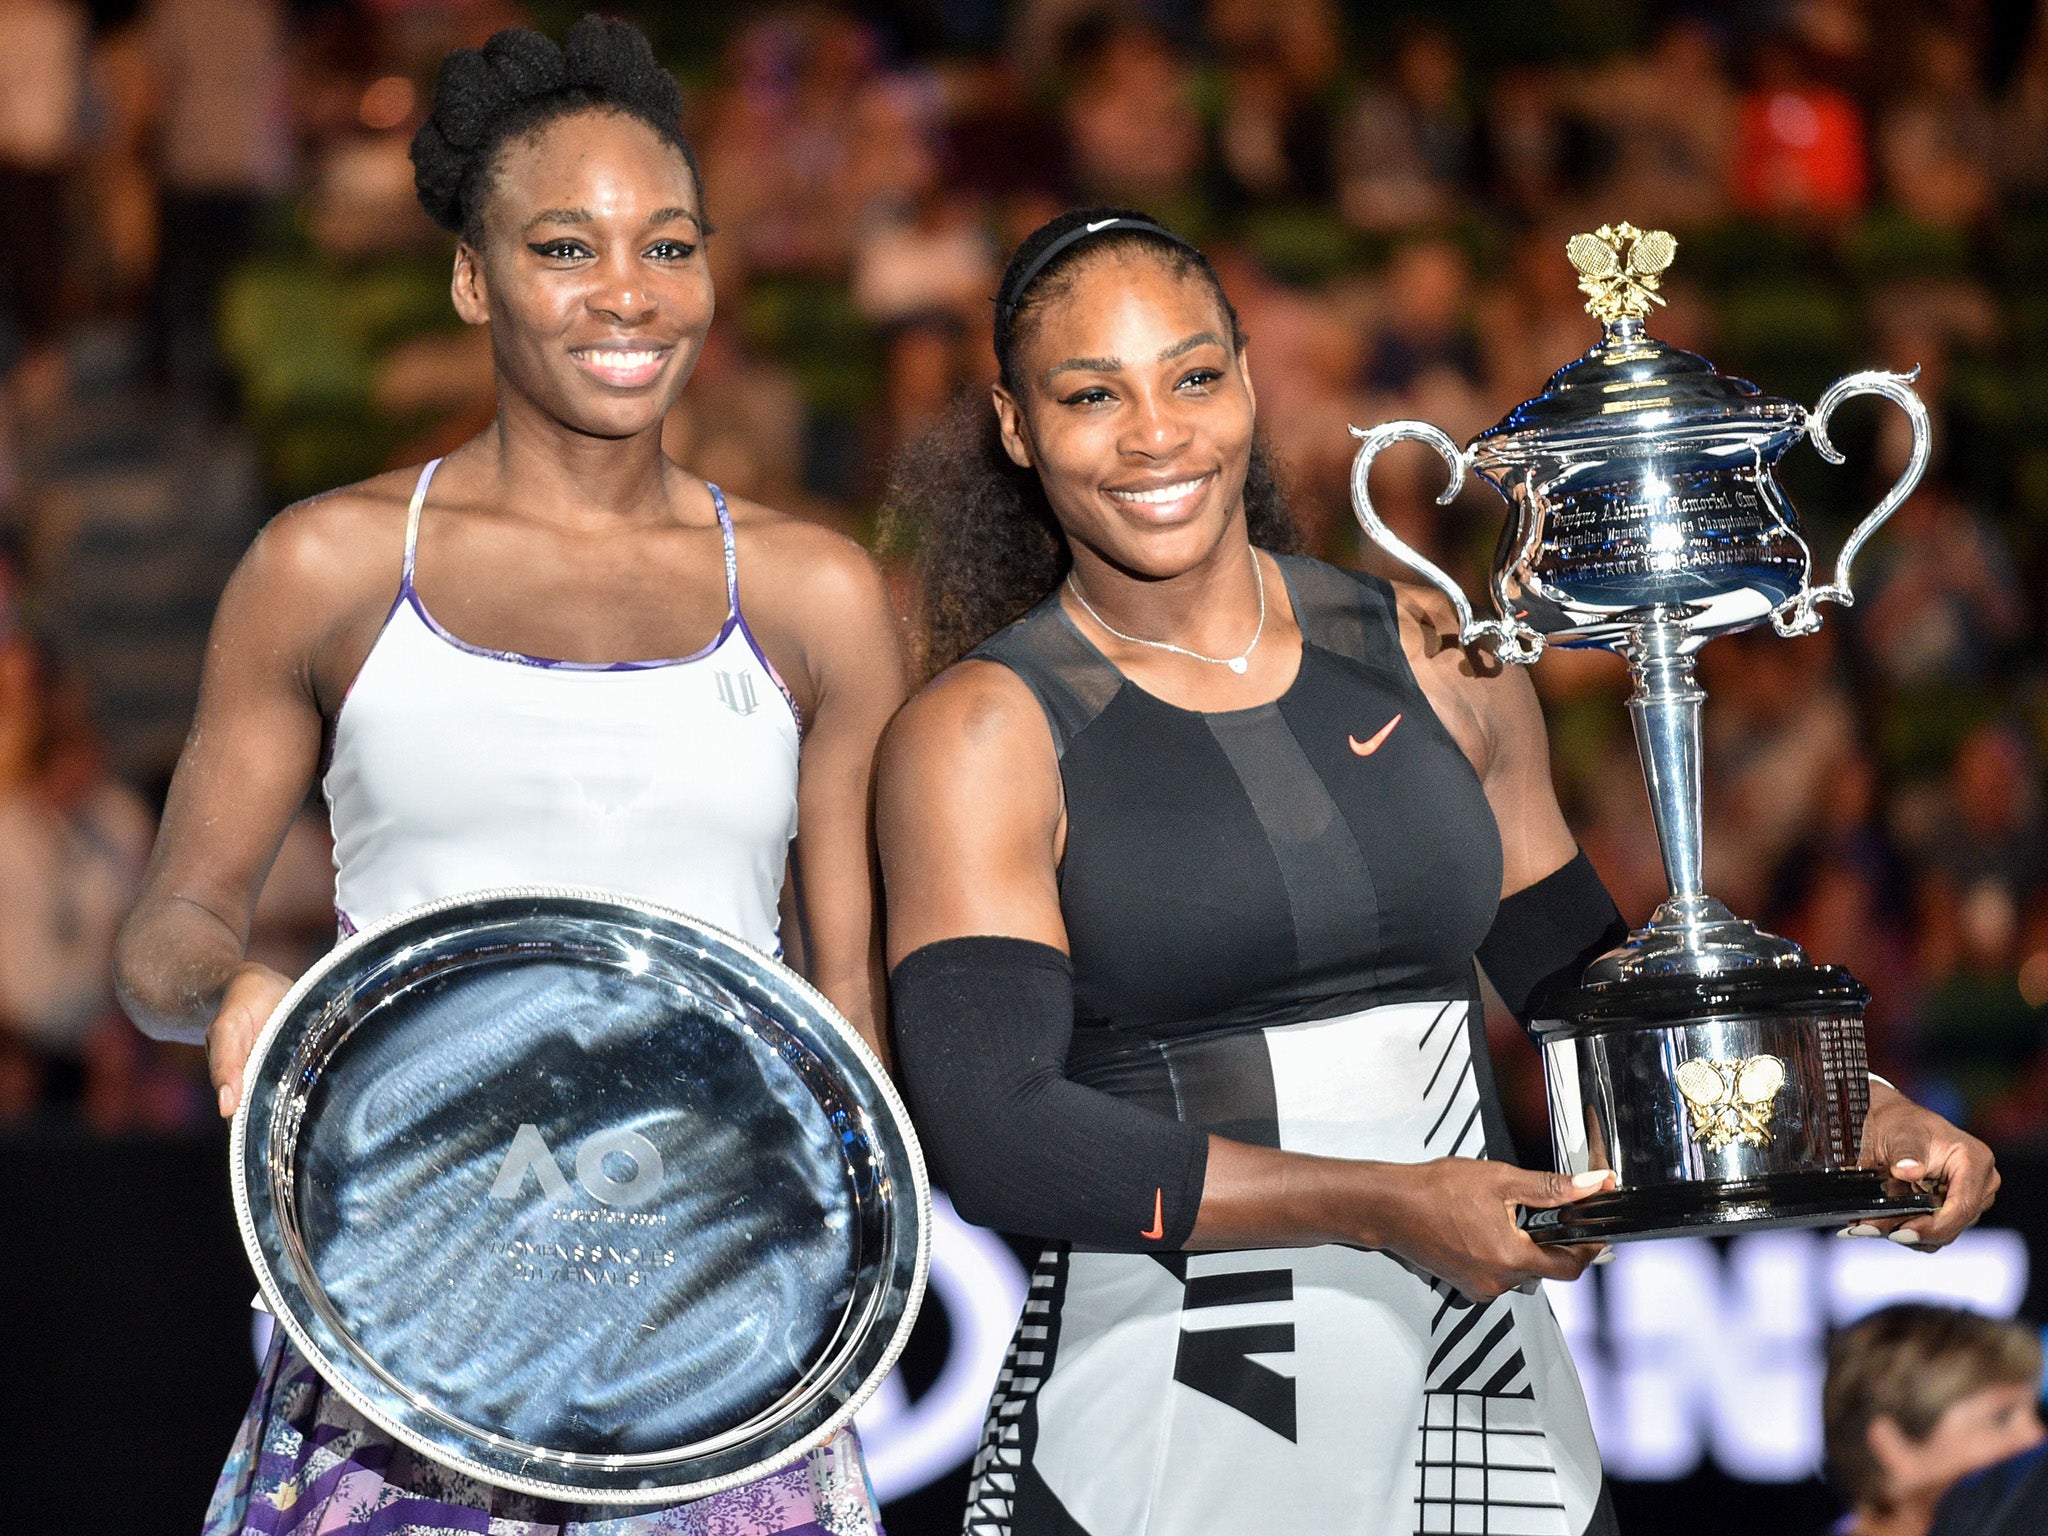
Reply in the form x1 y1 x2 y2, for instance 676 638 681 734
0 0 89 374
853 188 999 330
78 22 164 315
1913 723 2048 1118
940 58 1066 202
142 0 293 393
1922 724 2047 928
1997 5 2048 202
1773 749 1919 1074
0 580 156 1124
1207 243 1358 552
698 12 897 282
1334 23 1475 232
1206 0 1340 209
1824 1303 2045 1536
1478 223 1603 410
662 321 810 509
846 145 997 458
1479 64 1573 224
840 70 953 235
1580 16 1737 229
1858 481 2026 693
1789 0 1877 99
1059 19 1205 213
1360 238 1482 396
1701 627 1857 915
1876 23 1997 228
1732 33 1869 221
1574 731 1675 929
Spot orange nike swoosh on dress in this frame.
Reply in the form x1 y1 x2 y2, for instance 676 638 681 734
1347 713 1403 757
1141 1187 1165 1240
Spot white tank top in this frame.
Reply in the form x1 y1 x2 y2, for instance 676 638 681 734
323 459 801 955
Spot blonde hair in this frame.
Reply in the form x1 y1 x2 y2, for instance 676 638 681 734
1823 1303 2043 1509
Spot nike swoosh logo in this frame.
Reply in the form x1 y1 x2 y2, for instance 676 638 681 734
1348 713 1403 757
1086 218 1118 233
1141 1188 1165 1241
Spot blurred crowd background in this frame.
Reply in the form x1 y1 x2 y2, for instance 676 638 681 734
4 0 2048 1161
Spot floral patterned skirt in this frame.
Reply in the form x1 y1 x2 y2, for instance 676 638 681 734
205 1333 885 1536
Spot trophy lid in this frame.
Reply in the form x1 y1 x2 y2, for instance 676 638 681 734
1475 223 1802 450
1528 958 1871 1040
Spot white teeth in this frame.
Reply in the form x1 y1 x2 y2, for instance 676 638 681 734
578 350 662 370
1108 478 1206 505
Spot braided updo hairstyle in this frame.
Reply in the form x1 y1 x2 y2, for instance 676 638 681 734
881 208 1299 677
410 14 701 242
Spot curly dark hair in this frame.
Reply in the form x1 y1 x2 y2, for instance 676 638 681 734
410 15 702 242
883 208 1300 677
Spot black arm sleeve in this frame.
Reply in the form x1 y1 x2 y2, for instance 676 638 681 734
1475 849 1628 1024
889 935 1209 1250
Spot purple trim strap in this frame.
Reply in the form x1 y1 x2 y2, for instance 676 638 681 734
711 481 740 609
401 458 438 587
402 588 738 671
713 483 805 734
393 465 803 728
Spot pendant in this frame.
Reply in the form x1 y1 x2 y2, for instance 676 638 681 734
1228 656 1249 674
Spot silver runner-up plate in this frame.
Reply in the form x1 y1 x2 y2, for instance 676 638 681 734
231 887 929 1505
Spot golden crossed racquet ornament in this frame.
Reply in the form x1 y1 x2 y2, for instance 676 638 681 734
1675 1053 1787 1149
1567 221 1678 325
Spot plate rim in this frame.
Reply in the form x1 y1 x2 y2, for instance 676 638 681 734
230 883 931 1504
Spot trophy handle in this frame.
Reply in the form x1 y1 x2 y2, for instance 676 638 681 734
1770 368 1931 638
1348 421 1545 663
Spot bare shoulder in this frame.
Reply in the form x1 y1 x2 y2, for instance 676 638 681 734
722 490 891 616
1383 574 1550 764
1387 576 1524 693
238 467 416 620
879 658 1054 792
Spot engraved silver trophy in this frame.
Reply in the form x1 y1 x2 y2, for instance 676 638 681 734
1350 222 1938 1242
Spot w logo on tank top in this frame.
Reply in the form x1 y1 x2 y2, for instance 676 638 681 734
715 670 760 716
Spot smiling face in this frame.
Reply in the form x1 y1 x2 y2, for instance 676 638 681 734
993 249 1255 580
452 109 712 440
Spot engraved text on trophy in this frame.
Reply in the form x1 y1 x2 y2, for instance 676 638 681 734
1536 477 1801 596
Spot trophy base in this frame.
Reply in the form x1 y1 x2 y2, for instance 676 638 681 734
1522 1168 1939 1246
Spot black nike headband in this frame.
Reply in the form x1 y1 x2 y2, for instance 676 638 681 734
994 214 1204 336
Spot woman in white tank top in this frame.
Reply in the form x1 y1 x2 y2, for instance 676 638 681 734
115 19 905 1536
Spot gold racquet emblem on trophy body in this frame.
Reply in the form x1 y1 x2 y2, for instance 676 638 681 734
1675 1054 1788 1149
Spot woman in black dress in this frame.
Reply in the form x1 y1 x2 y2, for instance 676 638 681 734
874 209 1999 1536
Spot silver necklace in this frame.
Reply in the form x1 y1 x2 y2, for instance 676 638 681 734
1066 547 1266 675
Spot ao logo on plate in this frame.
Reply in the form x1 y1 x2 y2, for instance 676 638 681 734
487 1123 664 1208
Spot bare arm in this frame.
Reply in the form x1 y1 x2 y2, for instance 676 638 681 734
878 657 1606 1297
762 530 908 1062
115 495 395 1112
1392 584 1579 898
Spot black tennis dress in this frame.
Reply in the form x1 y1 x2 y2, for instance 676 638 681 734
959 556 1611 1536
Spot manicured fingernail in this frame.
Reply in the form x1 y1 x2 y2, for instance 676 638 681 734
218 1085 233 1118
1841 1223 1881 1238
1592 1246 1615 1265
1893 1159 1924 1174
1572 1171 1611 1191
1888 1229 1923 1245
